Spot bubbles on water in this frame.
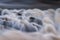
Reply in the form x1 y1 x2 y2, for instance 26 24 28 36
0 9 44 32
0 8 60 33
0 8 60 40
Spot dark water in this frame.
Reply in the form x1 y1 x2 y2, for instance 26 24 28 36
0 0 38 4
0 0 59 9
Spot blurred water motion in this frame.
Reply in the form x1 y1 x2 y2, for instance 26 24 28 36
0 0 59 9
0 0 38 4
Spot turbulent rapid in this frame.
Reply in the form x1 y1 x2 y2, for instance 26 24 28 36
0 8 60 40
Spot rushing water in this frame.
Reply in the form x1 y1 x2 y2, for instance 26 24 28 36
0 8 60 40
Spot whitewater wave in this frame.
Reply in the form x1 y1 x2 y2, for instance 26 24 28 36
0 8 60 40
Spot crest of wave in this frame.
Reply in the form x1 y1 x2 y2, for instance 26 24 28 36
0 8 60 40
